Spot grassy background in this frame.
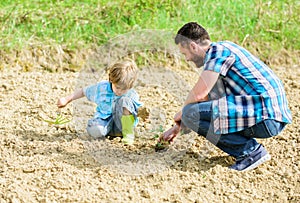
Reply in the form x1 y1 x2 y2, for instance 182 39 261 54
0 0 299 70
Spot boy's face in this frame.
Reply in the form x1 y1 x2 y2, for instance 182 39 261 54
112 83 129 96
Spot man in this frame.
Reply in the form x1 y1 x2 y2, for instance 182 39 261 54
162 22 292 171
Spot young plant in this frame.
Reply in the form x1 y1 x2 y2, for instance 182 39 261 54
154 140 169 152
152 125 164 139
152 125 170 152
43 109 71 125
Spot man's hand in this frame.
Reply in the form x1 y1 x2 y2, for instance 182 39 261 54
158 110 182 143
174 111 182 125
160 124 181 143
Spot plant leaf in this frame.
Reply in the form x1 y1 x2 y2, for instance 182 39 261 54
43 114 71 125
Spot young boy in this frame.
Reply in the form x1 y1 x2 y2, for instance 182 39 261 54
57 59 142 145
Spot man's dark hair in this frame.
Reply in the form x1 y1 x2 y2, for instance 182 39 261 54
175 22 210 46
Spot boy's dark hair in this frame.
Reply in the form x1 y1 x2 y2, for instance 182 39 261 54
175 22 210 46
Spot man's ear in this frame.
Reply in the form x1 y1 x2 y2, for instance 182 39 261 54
189 41 198 52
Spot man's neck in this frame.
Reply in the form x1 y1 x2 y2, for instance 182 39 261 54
201 40 212 52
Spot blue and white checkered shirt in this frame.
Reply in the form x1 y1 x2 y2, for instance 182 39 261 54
204 41 292 134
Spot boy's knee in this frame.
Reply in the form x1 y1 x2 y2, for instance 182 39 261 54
123 107 131 115
86 125 108 139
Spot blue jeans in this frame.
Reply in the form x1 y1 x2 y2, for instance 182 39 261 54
86 97 138 137
181 101 286 159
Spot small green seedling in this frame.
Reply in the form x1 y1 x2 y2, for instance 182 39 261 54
150 125 171 151
152 125 170 152
43 110 71 125
155 140 169 152
151 125 164 139
153 134 159 139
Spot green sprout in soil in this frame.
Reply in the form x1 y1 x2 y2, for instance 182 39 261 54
43 111 71 125
155 140 169 152
151 125 164 139
151 125 170 152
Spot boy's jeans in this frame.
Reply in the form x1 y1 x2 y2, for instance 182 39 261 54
181 101 286 158
86 97 138 138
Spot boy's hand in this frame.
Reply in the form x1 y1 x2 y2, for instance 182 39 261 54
57 97 69 108
56 88 83 108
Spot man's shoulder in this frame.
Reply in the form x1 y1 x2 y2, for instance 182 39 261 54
217 40 235 45
217 41 247 51
207 41 236 57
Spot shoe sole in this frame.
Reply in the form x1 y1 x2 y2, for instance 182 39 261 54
243 153 271 171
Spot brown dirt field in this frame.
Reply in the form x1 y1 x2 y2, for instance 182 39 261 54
0 63 299 203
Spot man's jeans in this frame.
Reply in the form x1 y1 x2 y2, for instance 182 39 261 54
181 101 286 158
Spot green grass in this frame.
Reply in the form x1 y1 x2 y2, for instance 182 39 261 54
0 0 299 65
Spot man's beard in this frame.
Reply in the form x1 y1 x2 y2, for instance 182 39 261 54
191 54 204 68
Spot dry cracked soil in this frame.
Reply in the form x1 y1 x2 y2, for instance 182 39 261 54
0 63 299 203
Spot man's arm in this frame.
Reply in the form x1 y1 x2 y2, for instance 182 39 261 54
174 70 220 123
184 70 220 105
162 70 220 142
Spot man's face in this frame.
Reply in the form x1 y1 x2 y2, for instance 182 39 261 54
178 43 205 68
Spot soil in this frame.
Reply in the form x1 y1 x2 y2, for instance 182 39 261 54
0 63 299 203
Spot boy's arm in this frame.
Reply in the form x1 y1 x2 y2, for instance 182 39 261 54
57 88 84 108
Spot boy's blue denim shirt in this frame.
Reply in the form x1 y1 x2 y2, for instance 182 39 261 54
83 80 142 124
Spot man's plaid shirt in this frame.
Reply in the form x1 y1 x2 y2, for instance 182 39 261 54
204 41 292 134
